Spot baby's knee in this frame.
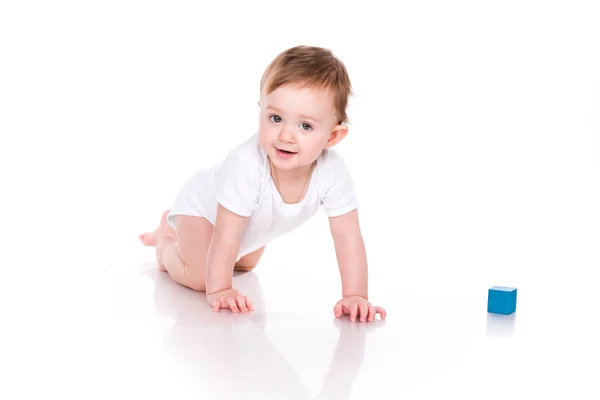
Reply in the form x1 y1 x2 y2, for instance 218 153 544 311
234 264 256 272
235 246 265 271
182 263 206 292
186 280 206 292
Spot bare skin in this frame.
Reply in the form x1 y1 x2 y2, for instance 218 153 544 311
139 209 265 287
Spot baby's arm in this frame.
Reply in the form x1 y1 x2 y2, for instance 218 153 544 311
328 209 369 299
205 203 252 312
329 209 386 321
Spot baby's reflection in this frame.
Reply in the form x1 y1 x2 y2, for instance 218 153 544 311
146 268 384 400
316 317 384 400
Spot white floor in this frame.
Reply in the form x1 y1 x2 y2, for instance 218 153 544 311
2 1 600 399
5 232 600 399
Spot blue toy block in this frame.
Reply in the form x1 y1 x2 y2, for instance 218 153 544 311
487 286 517 315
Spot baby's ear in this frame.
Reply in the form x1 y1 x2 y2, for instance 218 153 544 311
325 124 349 148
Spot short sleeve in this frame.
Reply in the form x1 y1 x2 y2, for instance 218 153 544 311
320 155 359 217
214 148 262 217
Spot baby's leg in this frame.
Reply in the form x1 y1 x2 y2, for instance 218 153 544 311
157 215 213 292
234 246 266 272
139 209 175 246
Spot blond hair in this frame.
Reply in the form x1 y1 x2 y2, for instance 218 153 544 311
260 45 353 124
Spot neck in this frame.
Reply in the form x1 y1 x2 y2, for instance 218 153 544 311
271 160 315 182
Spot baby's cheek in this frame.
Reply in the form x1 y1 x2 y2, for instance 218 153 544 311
305 140 324 156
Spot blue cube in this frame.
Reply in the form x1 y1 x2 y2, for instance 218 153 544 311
487 286 517 315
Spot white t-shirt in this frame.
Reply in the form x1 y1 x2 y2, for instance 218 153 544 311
167 133 358 261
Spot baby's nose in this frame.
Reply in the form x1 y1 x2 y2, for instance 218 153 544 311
278 127 296 143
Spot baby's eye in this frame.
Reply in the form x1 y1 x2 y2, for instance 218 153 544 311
269 115 282 123
300 123 313 131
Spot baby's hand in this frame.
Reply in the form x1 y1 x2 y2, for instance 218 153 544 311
333 296 386 322
207 288 254 313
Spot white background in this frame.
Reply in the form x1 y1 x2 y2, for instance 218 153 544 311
1 1 599 399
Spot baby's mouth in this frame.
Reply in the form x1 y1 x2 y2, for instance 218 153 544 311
277 148 297 155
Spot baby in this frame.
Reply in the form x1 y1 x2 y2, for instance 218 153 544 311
140 45 386 322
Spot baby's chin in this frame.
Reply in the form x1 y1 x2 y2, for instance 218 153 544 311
268 152 308 168
275 159 318 173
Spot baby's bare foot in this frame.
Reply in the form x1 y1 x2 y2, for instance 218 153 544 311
139 210 175 246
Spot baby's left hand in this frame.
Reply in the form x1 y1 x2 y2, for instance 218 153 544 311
333 296 387 322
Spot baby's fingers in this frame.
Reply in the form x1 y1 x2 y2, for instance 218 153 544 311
213 297 230 312
333 303 343 318
235 295 248 312
358 303 369 322
376 306 387 319
213 296 228 312
367 305 377 321
244 296 254 311
226 296 240 312
349 304 359 322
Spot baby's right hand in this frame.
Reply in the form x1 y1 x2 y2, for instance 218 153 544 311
207 287 254 313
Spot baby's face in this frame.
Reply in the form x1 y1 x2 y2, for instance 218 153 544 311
258 84 340 171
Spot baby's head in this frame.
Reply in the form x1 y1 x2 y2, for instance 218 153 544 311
257 45 353 171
